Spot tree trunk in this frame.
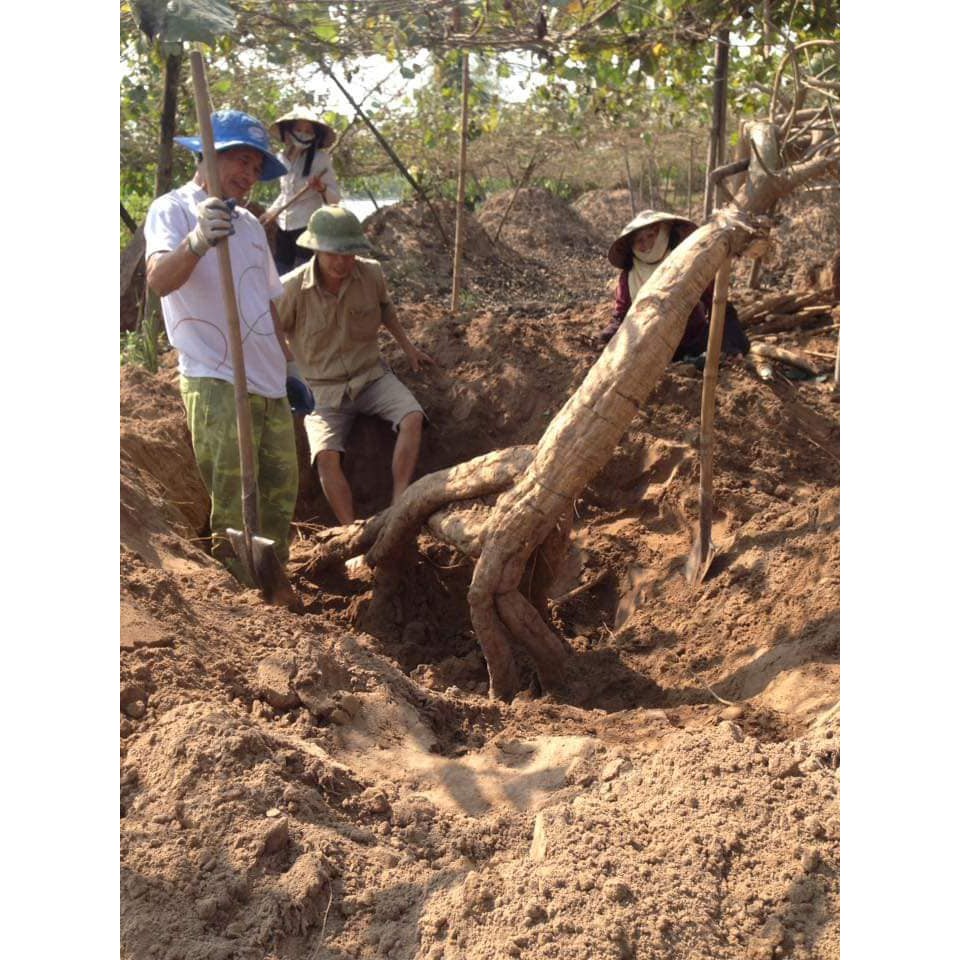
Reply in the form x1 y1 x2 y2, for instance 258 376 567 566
300 124 837 703
469 122 837 700
136 49 182 346
156 50 182 198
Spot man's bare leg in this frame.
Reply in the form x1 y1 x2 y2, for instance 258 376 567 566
316 450 355 524
392 412 423 503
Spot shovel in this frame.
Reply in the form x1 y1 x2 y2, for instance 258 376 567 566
685 256 732 586
189 50 303 613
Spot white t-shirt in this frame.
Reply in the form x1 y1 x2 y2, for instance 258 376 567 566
266 147 342 231
145 181 287 398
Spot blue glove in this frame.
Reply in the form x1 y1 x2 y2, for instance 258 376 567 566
285 361 315 414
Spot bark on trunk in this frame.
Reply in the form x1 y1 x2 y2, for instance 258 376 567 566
156 51 182 198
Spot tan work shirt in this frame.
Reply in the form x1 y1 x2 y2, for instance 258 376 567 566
276 256 398 408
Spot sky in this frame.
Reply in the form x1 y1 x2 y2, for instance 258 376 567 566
304 48 548 117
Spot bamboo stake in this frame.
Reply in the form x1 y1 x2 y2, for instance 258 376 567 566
702 29 729 220
259 182 314 226
624 147 637 216
451 49 470 311
492 152 540 244
686 257 732 586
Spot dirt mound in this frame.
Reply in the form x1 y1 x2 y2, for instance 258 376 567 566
120 363 209 539
732 188 840 294
363 198 541 305
120 182 840 960
571 187 637 245
476 188 606 265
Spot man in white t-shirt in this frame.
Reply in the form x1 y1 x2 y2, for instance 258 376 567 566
144 109 315 584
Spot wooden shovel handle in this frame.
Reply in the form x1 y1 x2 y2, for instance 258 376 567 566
189 50 261 543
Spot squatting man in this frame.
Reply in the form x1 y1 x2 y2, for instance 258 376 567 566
276 205 435 524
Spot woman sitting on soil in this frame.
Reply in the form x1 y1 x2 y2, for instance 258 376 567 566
599 210 750 359
261 106 342 275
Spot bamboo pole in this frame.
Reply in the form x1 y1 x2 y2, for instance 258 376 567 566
624 147 637 215
492 152 539 244
686 256 732 585
702 29 729 219
451 50 470 311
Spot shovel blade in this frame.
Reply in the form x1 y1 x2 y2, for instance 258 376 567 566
226 527 256 586
251 535 304 613
684 533 717 587
226 528 303 613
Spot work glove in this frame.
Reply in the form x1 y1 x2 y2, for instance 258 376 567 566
187 197 235 257
286 361 315 414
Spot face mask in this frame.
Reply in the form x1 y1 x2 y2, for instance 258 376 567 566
289 130 315 148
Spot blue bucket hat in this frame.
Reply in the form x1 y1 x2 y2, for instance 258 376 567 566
174 109 287 181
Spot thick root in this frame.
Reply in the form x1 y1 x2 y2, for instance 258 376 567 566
467 583 521 701
291 446 532 577
367 446 534 570
495 590 569 694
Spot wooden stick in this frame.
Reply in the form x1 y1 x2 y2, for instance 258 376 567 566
451 49 470 311
702 29 729 219
624 147 637 216
321 62 449 244
750 311 837 337
739 289 826 322
260 182 314 225
750 342 822 376
493 152 539 244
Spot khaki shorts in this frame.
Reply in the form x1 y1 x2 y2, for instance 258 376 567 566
304 372 425 459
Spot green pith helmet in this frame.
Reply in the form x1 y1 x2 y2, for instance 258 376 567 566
296 206 372 254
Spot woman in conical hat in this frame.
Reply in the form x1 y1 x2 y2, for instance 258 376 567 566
261 106 342 275
599 209 749 359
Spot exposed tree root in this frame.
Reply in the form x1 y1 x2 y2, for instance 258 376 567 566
368 446 533 570
291 446 533 578
495 590 569 693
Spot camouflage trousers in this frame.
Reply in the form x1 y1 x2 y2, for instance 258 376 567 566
180 376 298 582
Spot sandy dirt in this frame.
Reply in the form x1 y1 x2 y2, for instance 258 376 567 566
120 188 840 960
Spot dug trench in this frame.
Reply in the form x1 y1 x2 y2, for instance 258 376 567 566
120 192 839 960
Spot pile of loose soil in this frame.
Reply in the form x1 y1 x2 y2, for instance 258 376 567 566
476 188 608 273
732 189 840 294
120 178 840 960
571 188 637 246
363 199 544 306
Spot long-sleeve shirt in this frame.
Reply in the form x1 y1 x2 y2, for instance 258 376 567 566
266 147 342 232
